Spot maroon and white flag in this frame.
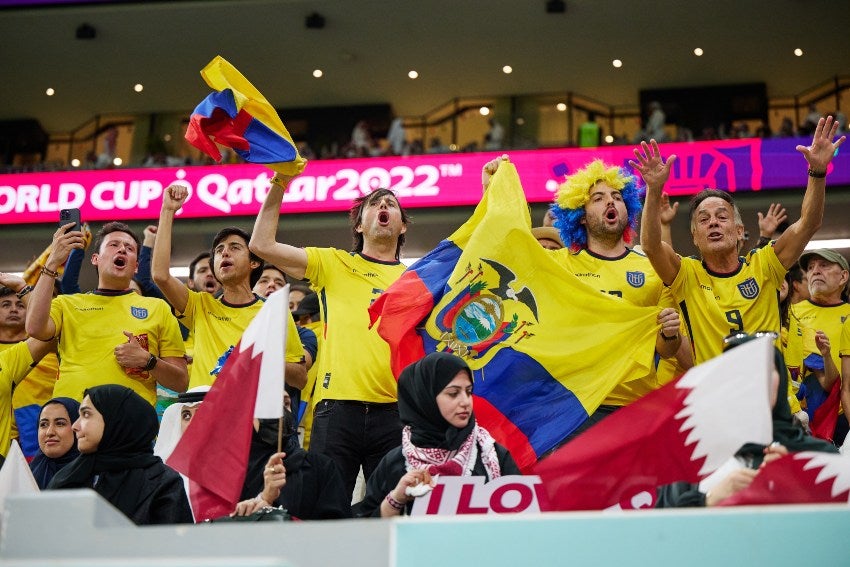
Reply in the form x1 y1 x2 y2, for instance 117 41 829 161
719 452 850 506
167 286 289 521
534 336 774 511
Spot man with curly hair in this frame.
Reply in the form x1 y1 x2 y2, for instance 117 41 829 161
547 159 689 432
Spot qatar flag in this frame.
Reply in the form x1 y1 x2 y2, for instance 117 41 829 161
167 286 289 521
534 336 775 511
719 452 850 506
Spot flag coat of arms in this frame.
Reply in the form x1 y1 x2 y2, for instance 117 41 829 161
534 336 774 510
166 286 290 521
186 55 306 176
369 159 659 470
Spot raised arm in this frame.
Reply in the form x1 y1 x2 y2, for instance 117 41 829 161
136 225 165 299
774 116 845 268
249 176 308 280
631 140 681 285
658 191 679 248
152 185 191 313
25 224 84 340
813 331 839 392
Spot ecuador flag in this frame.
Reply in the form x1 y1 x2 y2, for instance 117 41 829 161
369 158 659 471
186 56 306 176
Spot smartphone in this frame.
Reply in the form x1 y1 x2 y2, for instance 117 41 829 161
59 208 82 233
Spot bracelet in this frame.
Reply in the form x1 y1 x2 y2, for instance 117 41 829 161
16 285 33 299
40 265 60 278
807 168 827 178
270 175 287 188
385 492 405 511
660 332 679 342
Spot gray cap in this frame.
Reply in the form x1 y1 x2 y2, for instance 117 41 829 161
799 249 849 272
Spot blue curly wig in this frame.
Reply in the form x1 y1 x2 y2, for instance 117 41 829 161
549 160 643 250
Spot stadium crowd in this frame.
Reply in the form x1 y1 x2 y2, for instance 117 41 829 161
0 116 846 523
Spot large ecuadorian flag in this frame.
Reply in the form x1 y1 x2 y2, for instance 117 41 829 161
185 55 307 176
369 158 659 471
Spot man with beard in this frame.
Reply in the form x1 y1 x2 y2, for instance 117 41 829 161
637 117 845 364
785 249 850 444
500 158 688 435
152 185 306 392
250 176 409 500
25 222 188 404
187 252 221 296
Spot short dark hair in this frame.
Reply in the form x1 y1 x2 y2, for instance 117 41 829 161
93 222 141 253
688 189 742 232
259 264 286 280
210 227 264 287
0 287 15 298
348 189 409 259
290 283 311 296
188 252 211 280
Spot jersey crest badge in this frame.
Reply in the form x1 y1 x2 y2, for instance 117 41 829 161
130 306 149 319
736 277 760 299
626 271 645 288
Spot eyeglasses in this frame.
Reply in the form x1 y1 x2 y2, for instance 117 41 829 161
723 331 779 345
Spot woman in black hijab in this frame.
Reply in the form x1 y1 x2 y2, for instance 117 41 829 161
234 399 351 520
47 384 193 525
656 335 838 507
29 397 80 489
358 352 520 517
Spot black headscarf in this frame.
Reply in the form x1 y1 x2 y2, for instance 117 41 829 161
47 385 162 518
397 352 474 450
724 338 838 463
241 409 303 500
29 397 80 490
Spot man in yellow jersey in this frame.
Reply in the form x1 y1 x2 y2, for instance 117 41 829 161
507 158 688 438
292 292 323 449
152 185 306 392
0 280 60 459
786 249 850 444
841 317 850 445
25 222 188 405
253 263 317 426
251 176 408 499
0 274 57 461
637 116 845 364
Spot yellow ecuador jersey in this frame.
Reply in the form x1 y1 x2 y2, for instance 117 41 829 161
785 300 850 374
0 342 35 457
842 318 850 359
300 319 323 449
305 248 405 403
670 244 786 365
552 247 678 406
180 290 303 389
10 351 59 455
50 291 185 405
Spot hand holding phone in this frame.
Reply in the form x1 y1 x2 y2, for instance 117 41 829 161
59 208 82 233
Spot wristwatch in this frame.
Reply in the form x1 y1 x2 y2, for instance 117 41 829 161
143 354 158 371
16 285 33 299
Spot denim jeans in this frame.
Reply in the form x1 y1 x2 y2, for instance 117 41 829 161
309 399 402 500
